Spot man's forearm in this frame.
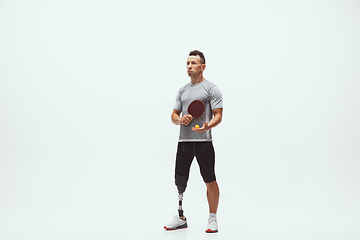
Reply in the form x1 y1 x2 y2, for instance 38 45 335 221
171 113 181 125
207 114 222 130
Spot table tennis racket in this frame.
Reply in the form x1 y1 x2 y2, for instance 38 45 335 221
188 100 205 118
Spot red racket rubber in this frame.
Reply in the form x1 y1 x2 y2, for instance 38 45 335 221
188 100 205 118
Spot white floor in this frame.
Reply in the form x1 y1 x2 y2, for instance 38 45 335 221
1 203 359 240
1 153 359 240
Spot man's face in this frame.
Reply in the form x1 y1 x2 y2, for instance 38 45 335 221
186 55 205 77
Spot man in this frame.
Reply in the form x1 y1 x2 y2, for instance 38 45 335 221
164 50 223 233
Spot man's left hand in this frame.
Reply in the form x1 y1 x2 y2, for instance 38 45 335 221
191 122 209 132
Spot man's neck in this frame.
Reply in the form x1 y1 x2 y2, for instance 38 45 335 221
190 75 205 84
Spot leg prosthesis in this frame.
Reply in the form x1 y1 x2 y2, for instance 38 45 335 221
178 193 184 217
175 174 189 217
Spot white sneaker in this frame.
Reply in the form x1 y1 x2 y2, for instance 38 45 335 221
205 217 218 233
164 215 188 230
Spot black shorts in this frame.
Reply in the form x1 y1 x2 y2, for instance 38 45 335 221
175 141 216 183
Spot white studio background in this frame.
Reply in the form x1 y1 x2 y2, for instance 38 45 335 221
0 0 359 239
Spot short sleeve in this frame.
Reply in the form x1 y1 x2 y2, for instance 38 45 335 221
210 86 223 110
174 90 182 111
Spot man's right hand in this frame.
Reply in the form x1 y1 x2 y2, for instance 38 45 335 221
180 114 193 126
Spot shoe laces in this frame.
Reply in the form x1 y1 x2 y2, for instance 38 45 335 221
169 215 181 225
208 218 217 228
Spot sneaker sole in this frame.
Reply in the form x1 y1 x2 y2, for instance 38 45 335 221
164 226 188 231
205 229 218 233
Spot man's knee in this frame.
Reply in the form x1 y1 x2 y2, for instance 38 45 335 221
205 180 218 190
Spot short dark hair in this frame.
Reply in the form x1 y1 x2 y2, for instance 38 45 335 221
189 50 205 64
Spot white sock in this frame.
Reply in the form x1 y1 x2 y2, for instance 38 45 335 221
209 213 217 219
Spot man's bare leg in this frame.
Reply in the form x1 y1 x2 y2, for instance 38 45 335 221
206 181 219 214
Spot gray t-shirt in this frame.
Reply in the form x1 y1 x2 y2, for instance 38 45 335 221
174 80 223 142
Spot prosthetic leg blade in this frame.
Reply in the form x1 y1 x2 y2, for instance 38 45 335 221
178 193 184 217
